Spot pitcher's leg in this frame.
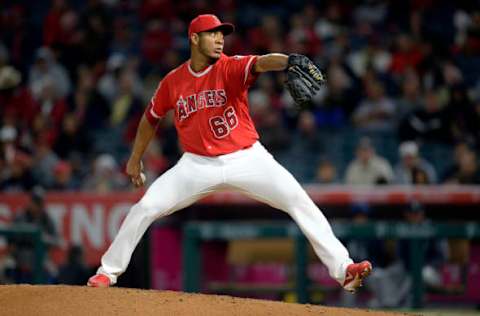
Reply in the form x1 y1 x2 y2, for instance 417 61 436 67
97 155 218 284
226 144 352 283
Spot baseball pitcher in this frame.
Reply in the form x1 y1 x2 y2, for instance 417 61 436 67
88 14 372 293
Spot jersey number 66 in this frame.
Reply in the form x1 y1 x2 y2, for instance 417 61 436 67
208 106 238 139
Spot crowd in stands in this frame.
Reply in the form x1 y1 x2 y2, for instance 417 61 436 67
1 0 480 191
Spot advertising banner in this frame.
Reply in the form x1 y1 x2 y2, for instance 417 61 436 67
0 192 141 265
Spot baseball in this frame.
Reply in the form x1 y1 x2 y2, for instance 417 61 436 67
140 172 146 183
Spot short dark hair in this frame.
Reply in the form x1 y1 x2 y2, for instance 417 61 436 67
31 186 45 204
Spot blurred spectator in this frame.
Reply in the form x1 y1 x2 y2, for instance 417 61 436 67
31 75 68 139
0 153 35 193
345 137 394 185
347 37 392 79
0 4 36 73
441 61 464 87
31 136 60 188
11 187 59 283
279 111 323 181
352 81 396 131
53 113 90 160
394 141 437 184
57 245 89 285
388 34 424 76
78 0 111 66
0 243 16 284
248 75 275 120
247 15 282 54
368 201 447 308
98 54 144 104
314 158 338 184
443 149 480 184
0 125 20 165
353 0 387 26
109 69 144 144
0 125 35 192
442 142 474 180
69 66 110 133
43 0 69 46
82 154 127 192
156 49 182 76
141 18 173 66
110 17 140 58
444 83 480 146
398 89 450 143
256 109 291 156
14 187 58 247
0 66 36 128
291 111 322 152
50 160 78 190
456 11 480 86
314 3 344 42
286 13 321 56
324 31 350 63
315 61 356 127
42 0 84 77
50 10 83 78
28 47 72 99
394 71 422 120
397 202 447 288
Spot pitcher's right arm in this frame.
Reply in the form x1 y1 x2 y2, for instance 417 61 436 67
126 112 160 187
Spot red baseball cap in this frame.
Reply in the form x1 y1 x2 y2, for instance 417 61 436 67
188 14 235 38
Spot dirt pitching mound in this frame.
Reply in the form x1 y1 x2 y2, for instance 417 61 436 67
0 285 410 316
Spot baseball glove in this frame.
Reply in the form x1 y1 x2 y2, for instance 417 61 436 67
285 54 326 107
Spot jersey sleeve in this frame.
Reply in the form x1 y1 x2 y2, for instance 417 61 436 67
149 79 172 119
225 55 259 88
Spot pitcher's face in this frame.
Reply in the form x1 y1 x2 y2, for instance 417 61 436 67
197 30 224 60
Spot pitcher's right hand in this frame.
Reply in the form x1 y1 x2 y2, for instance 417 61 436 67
126 158 145 187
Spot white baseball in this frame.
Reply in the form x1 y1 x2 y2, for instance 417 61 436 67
140 172 146 183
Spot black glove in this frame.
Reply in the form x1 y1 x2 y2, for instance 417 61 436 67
285 54 326 107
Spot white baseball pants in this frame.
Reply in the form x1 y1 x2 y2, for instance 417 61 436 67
98 142 352 284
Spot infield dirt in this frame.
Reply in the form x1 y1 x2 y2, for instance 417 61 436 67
0 285 413 316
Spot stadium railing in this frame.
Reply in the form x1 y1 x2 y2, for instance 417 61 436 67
0 224 46 284
182 221 480 308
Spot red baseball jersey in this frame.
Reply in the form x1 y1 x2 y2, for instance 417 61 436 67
148 54 260 156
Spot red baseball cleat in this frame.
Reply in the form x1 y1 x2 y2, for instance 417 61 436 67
343 260 372 293
87 274 112 287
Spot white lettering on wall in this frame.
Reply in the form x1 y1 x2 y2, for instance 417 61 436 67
71 204 104 249
46 204 67 246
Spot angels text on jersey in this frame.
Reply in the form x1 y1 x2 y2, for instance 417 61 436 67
176 89 227 122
